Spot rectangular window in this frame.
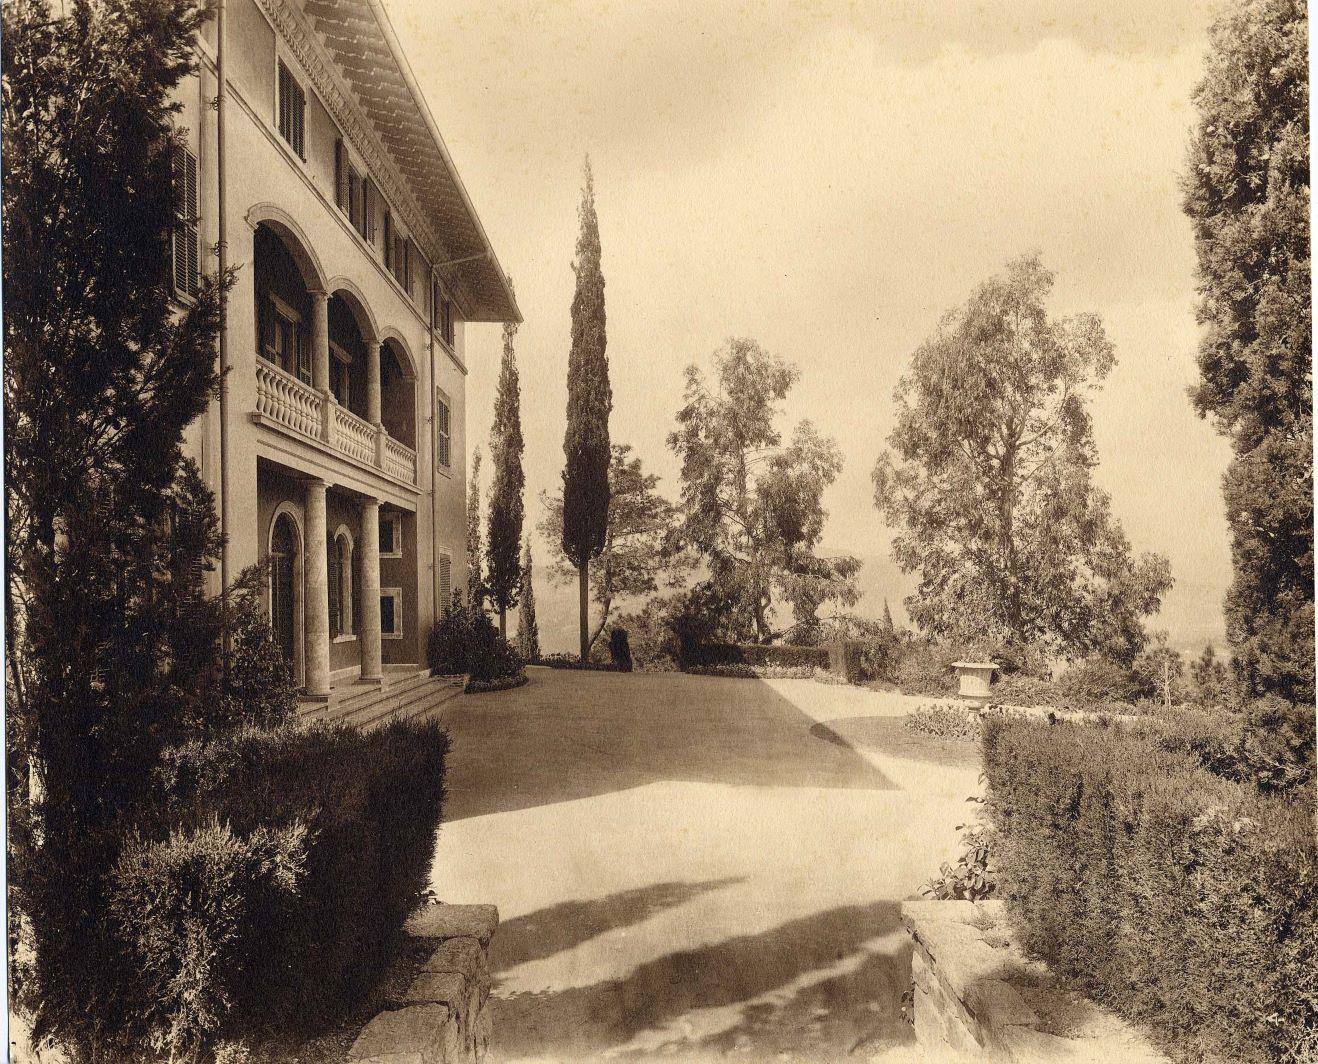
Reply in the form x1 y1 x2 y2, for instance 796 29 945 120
380 588 403 639
171 145 200 298
260 295 307 382
435 390 451 469
328 535 342 636
383 210 393 269
379 511 403 558
277 60 306 159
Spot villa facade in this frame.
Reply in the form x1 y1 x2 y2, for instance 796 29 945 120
174 0 517 696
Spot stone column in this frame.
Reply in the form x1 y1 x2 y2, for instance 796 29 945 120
366 339 382 426
360 496 383 683
304 478 331 697
309 290 330 394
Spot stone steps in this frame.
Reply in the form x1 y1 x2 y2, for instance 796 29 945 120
297 671 464 730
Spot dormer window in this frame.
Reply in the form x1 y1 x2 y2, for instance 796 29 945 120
277 61 306 159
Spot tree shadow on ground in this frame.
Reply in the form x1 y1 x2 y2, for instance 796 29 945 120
439 671 896 821
811 715 982 770
488 900 912 1063
491 878 745 972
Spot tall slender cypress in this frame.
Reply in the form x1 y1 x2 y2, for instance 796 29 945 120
466 447 484 609
561 157 611 659
515 538 540 663
486 312 524 636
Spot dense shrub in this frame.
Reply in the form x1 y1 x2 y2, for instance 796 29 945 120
684 663 822 680
903 702 981 742
539 652 621 672
683 642 830 670
464 618 526 693
608 627 634 672
426 595 485 675
133 719 450 1053
893 640 962 695
1154 697 1315 793
983 714 1317 1063
1054 655 1146 705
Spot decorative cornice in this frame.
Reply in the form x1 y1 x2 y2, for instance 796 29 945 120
252 0 448 273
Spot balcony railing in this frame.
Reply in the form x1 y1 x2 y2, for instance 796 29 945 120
254 358 417 486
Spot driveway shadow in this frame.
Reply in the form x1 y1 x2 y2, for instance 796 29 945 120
488 900 910 1062
439 671 895 821
492 878 744 972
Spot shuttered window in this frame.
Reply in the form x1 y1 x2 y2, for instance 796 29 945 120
277 61 305 158
383 210 393 269
334 139 349 212
435 390 451 468
438 552 452 614
171 146 200 297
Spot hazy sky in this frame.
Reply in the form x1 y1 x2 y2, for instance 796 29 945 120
383 0 1233 654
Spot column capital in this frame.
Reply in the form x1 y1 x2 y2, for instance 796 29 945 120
307 288 330 302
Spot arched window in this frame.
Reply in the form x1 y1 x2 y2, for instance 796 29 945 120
329 528 354 638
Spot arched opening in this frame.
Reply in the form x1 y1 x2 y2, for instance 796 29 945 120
269 508 303 684
254 223 316 384
327 294 370 421
380 338 416 448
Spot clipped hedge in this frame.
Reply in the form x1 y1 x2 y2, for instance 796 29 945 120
114 719 450 1057
983 714 1317 1063
682 642 830 670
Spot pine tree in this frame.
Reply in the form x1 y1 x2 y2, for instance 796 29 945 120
561 157 612 659
515 538 541 663
466 447 484 609
881 599 895 636
486 313 524 636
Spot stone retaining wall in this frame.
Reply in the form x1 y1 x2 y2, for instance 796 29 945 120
349 903 498 1064
902 900 1167 1063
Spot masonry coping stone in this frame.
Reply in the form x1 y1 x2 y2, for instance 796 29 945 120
406 902 500 946
422 936 486 982
348 1005 449 1063
392 970 468 1010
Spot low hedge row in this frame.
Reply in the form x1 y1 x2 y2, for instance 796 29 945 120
682 642 830 669
114 719 450 1057
983 714 1317 1063
684 663 821 680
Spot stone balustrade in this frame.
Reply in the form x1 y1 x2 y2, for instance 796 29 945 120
254 357 417 485
349 903 498 1064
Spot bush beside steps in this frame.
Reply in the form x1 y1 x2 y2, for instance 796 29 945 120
427 595 527 694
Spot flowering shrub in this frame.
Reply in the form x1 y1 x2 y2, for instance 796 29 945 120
903 703 981 741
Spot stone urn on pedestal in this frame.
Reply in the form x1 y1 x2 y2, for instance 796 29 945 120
951 661 998 706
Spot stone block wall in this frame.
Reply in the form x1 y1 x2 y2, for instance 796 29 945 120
902 900 1168 1063
349 903 498 1064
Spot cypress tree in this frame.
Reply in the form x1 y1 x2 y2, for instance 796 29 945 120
3 0 229 1048
516 538 541 664
486 313 524 636
466 448 484 609
561 157 612 659
881 598 895 636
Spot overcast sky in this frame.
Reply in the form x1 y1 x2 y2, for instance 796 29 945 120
384 0 1233 654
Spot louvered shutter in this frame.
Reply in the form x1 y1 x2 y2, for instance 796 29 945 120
363 178 375 241
172 146 200 297
439 553 452 614
383 211 393 269
327 535 341 637
335 139 348 211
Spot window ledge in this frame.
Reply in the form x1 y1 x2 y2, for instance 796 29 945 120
332 634 357 644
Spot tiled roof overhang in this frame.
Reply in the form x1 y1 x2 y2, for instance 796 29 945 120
300 0 520 323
